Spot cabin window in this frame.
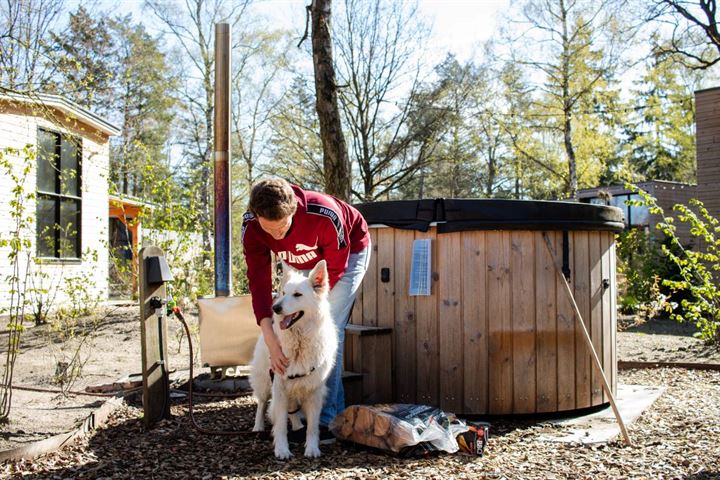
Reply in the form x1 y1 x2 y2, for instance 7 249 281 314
582 193 649 228
36 128 82 259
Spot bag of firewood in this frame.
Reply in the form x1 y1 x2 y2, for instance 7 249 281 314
329 404 489 457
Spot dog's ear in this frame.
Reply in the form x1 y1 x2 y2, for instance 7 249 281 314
279 260 292 284
309 260 328 293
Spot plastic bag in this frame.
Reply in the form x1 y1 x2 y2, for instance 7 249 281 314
329 403 490 457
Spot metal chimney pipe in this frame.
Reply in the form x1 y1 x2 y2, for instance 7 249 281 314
214 23 231 296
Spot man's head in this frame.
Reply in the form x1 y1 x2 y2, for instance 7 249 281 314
248 178 297 239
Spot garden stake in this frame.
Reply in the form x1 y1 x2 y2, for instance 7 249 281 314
541 232 633 446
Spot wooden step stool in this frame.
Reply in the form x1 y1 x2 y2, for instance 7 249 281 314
342 324 393 405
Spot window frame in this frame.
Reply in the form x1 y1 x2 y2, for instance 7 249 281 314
36 127 83 262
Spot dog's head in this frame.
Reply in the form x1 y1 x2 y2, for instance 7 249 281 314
272 260 329 330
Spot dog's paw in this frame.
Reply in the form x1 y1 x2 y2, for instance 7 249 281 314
304 445 321 458
252 423 264 432
274 445 293 459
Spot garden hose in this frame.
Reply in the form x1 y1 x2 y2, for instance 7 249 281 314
170 305 262 437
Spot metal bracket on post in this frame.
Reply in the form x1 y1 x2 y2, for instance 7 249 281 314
139 246 173 428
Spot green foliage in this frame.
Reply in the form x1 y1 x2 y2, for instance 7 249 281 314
0 145 107 403
519 0 629 199
107 16 177 199
616 228 675 316
622 49 697 184
0 145 35 423
117 158 215 305
628 185 720 346
48 6 116 110
45 267 102 391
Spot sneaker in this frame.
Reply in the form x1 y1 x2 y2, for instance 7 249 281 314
319 426 336 445
286 426 336 445
287 426 306 445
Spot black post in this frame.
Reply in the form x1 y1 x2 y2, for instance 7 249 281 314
139 246 172 427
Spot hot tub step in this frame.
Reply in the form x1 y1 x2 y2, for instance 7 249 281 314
345 324 393 336
344 324 393 404
342 370 364 406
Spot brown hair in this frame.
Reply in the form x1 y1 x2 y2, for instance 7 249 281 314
248 178 297 220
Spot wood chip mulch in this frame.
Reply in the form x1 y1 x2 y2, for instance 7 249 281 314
2 368 719 479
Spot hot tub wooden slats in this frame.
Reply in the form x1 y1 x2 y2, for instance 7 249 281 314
362 230 379 327
556 231 576 411
462 232 488 414
377 229 395 330
574 231 592 409
536 231 558 413
415 229 439 406
394 228 416 403
512 231 536 414
487 232 513 414
610 238 618 395
590 232 603 405
439 231 463 412
601 231 612 404
351 227 617 415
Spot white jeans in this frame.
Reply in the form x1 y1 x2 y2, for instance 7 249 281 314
320 243 371 426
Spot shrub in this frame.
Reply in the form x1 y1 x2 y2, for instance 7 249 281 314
616 227 665 315
628 185 720 346
0 145 34 422
616 227 687 316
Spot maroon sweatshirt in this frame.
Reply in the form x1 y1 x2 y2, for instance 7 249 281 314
242 185 370 324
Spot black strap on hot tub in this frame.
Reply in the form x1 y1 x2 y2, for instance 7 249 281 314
562 231 571 281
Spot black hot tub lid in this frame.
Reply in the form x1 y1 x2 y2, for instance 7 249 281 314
353 198 625 233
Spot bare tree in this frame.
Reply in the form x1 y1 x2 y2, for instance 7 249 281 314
144 0 250 252
649 0 720 69
333 0 431 201
231 29 295 201
267 75 325 191
309 0 351 201
0 0 65 93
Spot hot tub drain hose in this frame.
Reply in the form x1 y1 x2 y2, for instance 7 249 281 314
170 306 262 438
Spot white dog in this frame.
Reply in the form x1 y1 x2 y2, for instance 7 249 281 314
249 259 338 459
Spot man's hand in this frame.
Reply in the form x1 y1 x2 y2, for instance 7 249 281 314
260 317 289 375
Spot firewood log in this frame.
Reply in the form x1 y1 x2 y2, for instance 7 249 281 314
340 417 354 438
353 405 374 433
373 412 392 437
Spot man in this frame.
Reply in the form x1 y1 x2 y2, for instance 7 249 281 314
242 178 371 442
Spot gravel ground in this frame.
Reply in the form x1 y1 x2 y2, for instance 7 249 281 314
2 367 719 479
1 309 719 479
617 316 720 364
0 305 193 453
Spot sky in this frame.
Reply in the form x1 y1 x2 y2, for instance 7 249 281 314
416 0 509 62
254 0 510 64
94 0 510 65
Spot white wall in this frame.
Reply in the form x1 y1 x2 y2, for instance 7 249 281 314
0 105 110 316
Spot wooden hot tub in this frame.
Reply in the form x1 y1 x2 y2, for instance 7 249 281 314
351 198 624 415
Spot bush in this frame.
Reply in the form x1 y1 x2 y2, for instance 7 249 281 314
616 228 665 315
616 227 687 316
628 185 720 346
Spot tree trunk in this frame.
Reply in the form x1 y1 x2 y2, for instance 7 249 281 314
560 0 578 200
311 0 351 201
563 110 577 199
